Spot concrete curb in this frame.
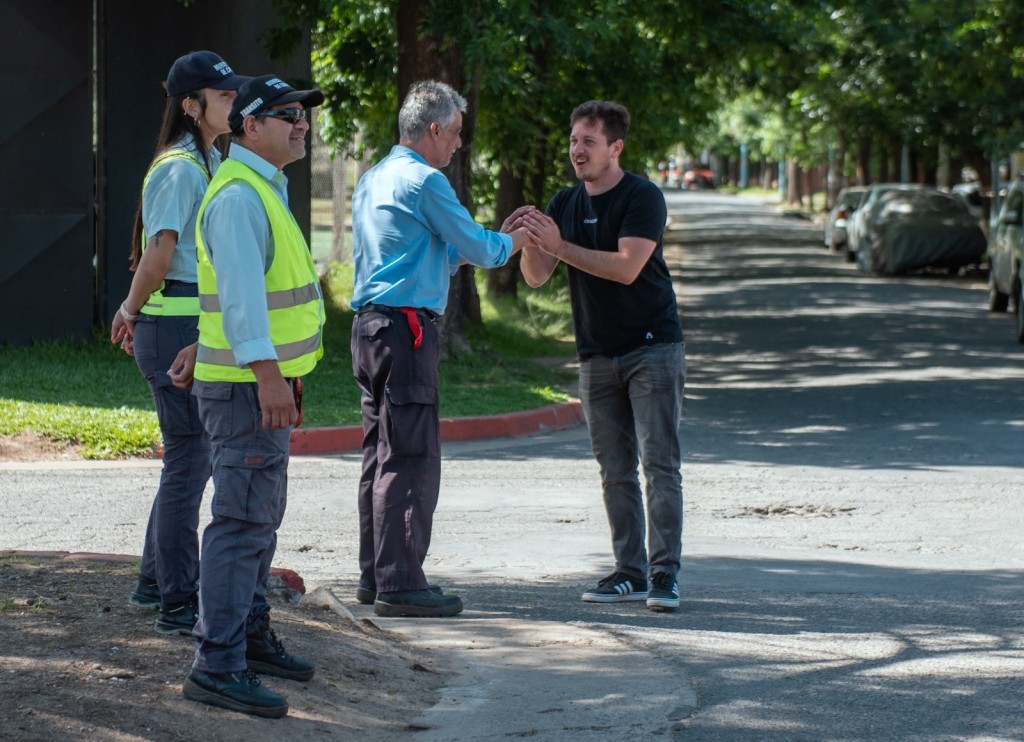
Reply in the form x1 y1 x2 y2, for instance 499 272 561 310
289 399 584 455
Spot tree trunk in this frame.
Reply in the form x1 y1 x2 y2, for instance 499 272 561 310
396 0 478 356
330 153 348 265
877 144 890 183
856 137 871 185
966 147 994 225
488 164 525 299
830 133 848 207
786 159 802 206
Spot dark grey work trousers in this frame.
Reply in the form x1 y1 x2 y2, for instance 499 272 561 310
132 289 210 606
190 379 292 673
351 307 441 594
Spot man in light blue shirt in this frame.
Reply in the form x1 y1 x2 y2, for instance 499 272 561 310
351 80 533 618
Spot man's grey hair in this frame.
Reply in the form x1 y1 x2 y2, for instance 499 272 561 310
398 80 466 142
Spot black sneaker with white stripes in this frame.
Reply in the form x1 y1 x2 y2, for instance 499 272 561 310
646 572 680 611
581 572 648 603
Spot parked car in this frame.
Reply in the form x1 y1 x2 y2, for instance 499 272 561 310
951 181 985 221
681 167 715 190
986 178 1024 343
854 188 987 276
824 186 868 253
845 183 924 263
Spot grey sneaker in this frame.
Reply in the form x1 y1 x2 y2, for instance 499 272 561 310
581 572 648 603
646 572 680 611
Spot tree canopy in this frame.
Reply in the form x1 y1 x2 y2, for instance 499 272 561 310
269 0 1024 200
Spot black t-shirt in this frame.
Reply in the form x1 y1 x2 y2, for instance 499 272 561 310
546 171 683 358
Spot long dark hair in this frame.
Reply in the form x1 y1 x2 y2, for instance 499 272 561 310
127 87 222 271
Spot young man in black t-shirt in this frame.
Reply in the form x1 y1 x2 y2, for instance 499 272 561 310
520 100 685 611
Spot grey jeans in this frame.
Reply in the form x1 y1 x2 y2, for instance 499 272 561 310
579 342 685 582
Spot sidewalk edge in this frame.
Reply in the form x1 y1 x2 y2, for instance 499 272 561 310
289 399 584 456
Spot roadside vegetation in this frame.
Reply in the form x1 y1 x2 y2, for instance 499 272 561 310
0 269 577 460
288 1 1024 217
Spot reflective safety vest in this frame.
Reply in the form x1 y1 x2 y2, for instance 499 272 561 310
194 158 324 382
139 148 207 317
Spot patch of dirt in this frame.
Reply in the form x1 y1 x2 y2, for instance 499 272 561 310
724 504 857 519
0 433 84 462
0 556 447 740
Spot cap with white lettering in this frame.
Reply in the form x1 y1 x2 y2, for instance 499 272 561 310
166 51 249 97
228 74 325 132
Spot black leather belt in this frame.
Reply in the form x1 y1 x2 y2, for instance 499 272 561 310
358 303 438 322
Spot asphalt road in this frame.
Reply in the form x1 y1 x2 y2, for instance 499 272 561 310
4 191 1024 740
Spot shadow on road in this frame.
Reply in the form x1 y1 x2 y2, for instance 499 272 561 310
664 206 1024 471
429 556 1024 740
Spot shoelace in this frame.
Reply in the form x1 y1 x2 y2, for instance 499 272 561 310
650 573 676 590
234 668 262 687
261 628 287 656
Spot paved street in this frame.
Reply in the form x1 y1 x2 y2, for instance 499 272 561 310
4 191 1024 739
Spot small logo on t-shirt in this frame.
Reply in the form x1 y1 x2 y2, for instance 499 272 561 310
583 218 598 224
645 332 654 340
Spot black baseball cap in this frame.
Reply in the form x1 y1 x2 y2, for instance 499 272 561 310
166 51 249 97
229 74 326 132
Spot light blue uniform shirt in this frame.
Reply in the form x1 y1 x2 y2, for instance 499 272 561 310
142 134 220 283
200 142 321 368
350 145 513 316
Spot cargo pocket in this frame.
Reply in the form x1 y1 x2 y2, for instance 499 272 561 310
152 374 203 437
211 447 286 525
356 314 392 339
382 384 439 457
192 380 235 439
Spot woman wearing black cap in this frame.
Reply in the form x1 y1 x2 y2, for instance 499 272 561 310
110 50 248 636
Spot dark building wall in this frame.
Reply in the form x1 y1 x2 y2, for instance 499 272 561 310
0 0 311 344
99 0 313 331
0 0 95 344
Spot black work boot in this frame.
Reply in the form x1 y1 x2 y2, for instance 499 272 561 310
374 589 463 617
182 668 288 718
129 576 160 609
246 622 315 681
155 595 199 636
356 584 444 605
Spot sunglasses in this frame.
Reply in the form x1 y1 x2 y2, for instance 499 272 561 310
257 107 307 125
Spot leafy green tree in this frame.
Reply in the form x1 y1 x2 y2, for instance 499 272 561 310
271 0 777 306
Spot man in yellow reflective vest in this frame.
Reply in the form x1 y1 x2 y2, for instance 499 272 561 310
181 75 325 719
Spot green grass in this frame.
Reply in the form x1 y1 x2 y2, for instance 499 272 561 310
0 266 577 459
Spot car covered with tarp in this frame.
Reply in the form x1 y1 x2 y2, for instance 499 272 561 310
856 188 987 275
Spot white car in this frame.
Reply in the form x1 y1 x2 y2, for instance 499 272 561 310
986 178 1024 343
824 186 868 253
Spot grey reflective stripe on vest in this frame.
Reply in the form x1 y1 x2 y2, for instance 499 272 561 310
197 332 321 368
199 281 319 313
